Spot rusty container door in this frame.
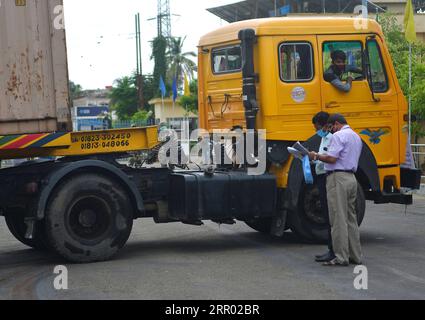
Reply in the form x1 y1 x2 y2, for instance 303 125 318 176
0 0 71 135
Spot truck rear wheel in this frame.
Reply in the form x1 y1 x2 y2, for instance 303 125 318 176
4 209 47 250
289 182 365 242
45 173 134 263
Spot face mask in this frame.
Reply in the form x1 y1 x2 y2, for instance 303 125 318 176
317 129 329 138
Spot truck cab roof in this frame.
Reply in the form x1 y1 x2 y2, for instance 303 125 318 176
199 17 383 47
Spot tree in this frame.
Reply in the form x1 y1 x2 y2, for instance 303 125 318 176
178 79 198 114
378 13 425 141
109 76 138 120
131 110 153 123
166 37 197 89
69 81 83 101
109 74 157 120
141 75 156 110
151 36 168 97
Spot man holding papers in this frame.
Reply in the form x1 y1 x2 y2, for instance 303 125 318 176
309 114 363 267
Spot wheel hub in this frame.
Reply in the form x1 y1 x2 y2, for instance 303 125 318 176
78 209 97 228
68 196 111 241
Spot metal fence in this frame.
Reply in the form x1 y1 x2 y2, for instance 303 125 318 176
112 119 154 129
412 144 425 179
75 119 157 131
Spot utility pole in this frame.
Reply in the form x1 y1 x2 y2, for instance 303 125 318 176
135 13 144 110
148 0 172 39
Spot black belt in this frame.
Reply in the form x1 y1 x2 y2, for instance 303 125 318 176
327 170 354 176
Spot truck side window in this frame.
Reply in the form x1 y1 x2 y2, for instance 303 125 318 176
279 43 314 82
367 40 389 92
212 46 242 74
323 41 364 81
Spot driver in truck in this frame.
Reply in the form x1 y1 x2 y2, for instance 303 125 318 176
324 50 363 93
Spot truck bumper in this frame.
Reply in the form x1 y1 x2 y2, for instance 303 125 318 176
369 191 413 205
401 168 422 190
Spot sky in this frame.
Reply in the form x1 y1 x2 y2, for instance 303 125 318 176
63 0 236 90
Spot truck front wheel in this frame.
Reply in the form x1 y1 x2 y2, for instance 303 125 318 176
288 182 366 242
45 173 133 263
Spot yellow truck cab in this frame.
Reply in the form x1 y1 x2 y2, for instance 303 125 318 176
198 17 422 240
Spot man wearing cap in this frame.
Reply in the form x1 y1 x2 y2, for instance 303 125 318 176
309 114 363 266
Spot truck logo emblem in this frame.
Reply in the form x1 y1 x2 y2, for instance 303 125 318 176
291 87 306 103
360 128 390 145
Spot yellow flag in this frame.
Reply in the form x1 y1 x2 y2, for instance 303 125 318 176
404 0 417 43
184 74 190 96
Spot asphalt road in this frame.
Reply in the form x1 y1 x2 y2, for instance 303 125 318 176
0 196 424 300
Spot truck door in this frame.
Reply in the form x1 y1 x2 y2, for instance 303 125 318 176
317 34 400 166
271 35 322 141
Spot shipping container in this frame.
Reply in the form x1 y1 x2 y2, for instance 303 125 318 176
0 0 71 135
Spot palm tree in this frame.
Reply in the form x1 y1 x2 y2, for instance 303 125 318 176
166 37 197 90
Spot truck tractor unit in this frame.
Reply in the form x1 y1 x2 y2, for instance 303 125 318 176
0 0 421 262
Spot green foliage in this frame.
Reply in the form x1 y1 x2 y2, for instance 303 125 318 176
151 36 168 97
178 80 198 114
166 37 197 89
109 74 156 120
109 76 138 120
139 74 156 110
378 13 425 140
131 110 153 122
69 81 83 101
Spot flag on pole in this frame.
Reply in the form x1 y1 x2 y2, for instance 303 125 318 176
172 76 178 110
184 74 190 97
404 0 417 43
159 76 167 98
172 77 178 102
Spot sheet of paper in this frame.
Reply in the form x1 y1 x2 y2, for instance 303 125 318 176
292 142 310 156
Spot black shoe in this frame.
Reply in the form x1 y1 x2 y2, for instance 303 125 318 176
315 252 336 263
315 251 334 259
323 258 349 267
349 259 363 265
315 252 330 259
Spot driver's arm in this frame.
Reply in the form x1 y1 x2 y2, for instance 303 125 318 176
330 78 352 92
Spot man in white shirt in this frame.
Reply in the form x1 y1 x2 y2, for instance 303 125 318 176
312 112 335 263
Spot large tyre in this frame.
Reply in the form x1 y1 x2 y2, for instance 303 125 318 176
4 209 47 251
288 182 366 243
245 217 273 234
45 173 134 263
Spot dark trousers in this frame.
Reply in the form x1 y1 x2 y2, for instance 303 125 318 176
317 174 333 253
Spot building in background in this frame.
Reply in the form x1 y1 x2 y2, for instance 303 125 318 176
72 88 111 107
149 98 198 133
207 0 425 41
72 88 113 131
72 105 110 132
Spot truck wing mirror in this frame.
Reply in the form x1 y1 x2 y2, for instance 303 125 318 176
365 35 381 103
